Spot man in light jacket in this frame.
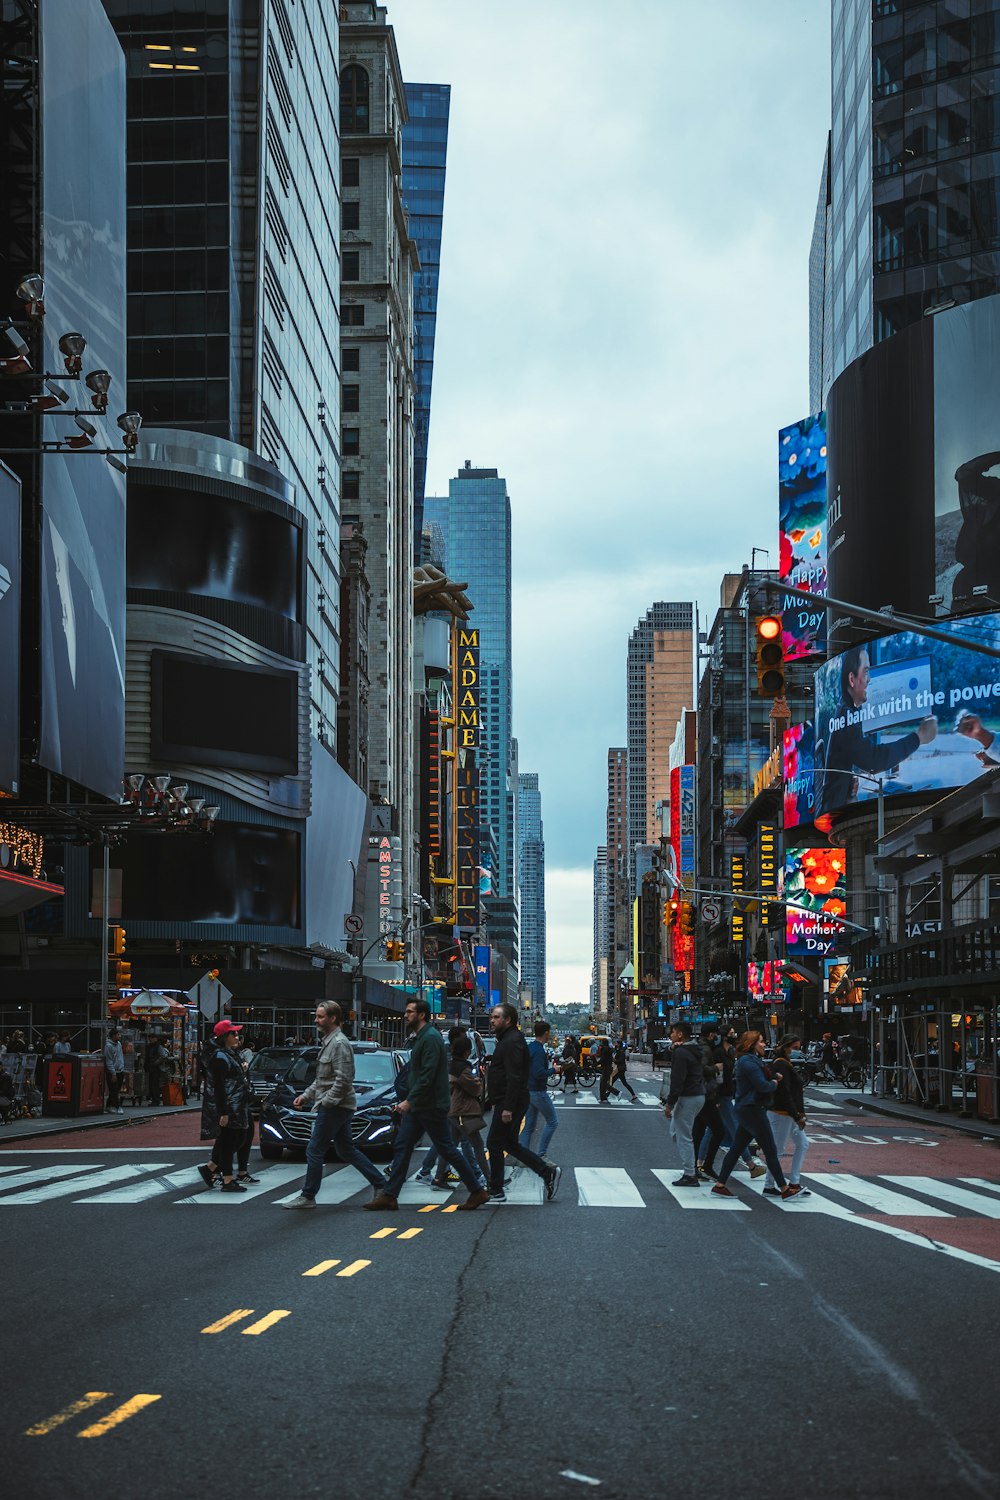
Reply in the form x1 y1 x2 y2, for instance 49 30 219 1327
660 1020 706 1187
283 1001 390 1210
103 1028 125 1114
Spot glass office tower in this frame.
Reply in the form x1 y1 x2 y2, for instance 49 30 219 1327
812 0 1000 404
518 772 546 1013
425 464 515 901
402 82 450 556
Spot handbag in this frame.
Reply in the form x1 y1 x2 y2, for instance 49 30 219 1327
457 1112 485 1138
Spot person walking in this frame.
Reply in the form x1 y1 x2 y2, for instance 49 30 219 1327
198 1020 253 1194
660 1021 705 1186
764 1035 811 1197
103 1028 125 1114
145 1035 169 1106
560 1034 580 1093
521 1019 559 1159
612 1037 639 1102
485 1004 561 1203
597 1038 619 1102
704 1028 763 1180
365 999 490 1212
283 1001 390 1210
712 1032 802 1200
441 1029 489 1191
692 1030 724 1178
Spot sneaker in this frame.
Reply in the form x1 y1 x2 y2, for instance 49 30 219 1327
237 1172 260 1184
363 1192 398 1211
781 1183 803 1200
197 1164 217 1190
413 1172 432 1185
762 1186 782 1196
698 1166 718 1181
219 1180 247 1194
673 1175 701 1187
711 1183 735 1198
790 1184 811 1197
457 1189 490 1211
544 1165 562 1201
430 1179 449 1191
445 1170 461 1183
488 1191 507 1203
282 1194 316 1210
749 1164 767 1180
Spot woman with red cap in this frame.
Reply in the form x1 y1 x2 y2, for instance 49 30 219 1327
198 1020 252 1193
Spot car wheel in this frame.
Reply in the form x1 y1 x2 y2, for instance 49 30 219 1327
259 1139 284 1160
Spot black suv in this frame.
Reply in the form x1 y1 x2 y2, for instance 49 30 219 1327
259 1043 403 1160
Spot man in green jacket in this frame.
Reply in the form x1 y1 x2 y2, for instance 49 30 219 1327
366 997 489 1211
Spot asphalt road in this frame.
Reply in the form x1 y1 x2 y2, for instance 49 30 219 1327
4 1083 1000 1500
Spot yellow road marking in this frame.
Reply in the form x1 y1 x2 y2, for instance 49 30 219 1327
25 1393 110 1437
441 1204 459 1213
418 1204 437 1213
397 1227 423 1240
202 1309 254 1334
302 1259 341 1276
369 1227 396 1239
336 1259 371 1277
77 1395 161 1438
242 1310 291 1336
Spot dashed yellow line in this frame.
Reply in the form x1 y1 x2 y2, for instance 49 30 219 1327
25 1393 111 1437
397 1227 423 1240
441 1204 459 1214
242 1310 291 1336
369 1227 396 1239
419 1204 438 1213
202 1309 254 1334
336 1259 371 1277
302 1259 341 1276
77 1395 161 1438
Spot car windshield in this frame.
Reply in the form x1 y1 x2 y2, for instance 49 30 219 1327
284 1050 396 1087
248 1049 298 1074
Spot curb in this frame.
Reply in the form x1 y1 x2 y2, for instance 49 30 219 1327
1 1103 200 1145
844 1094 1000 1143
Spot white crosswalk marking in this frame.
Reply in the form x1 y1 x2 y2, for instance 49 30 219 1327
275 1165 371 1206
575 1167 644 1207
961 1178 1000 1198
0 1164 102 1193
803 1098 846 1112
175 1164 302 1205
575 1094 598 1107
881 1177 1000 1218
651 1170 750 1210
81 1168 203 1203
0 1163 174 1204
817 1173 951 1217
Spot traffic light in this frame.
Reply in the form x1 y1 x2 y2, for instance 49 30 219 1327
115 958 131 990
109 925 126 958
680 902 696 936
385 939 405 962
108 926 130 990
663 897 679 928
754 615 784 698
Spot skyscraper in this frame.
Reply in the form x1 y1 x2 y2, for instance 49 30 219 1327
402 81 450 555
518 771 546 1014
425 463 515 904
606 746 629 1003
591 846 608 1017
625 603 693 892
811 1 1000 406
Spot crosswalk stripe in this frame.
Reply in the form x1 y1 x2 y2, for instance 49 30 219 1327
81 1168 201 1203
816 1173 952 1217
0 1164 174 1204
503 1169 545 1205
175 1164 301 1205
0 1164 103 1193
576 1095 598 1107
274 1165 370 1206
881 1177 1000 1218
961 1178 1000 1198
651 1169 750 1210
575 1167 644 1207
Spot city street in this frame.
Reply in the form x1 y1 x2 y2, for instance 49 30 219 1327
4 1079 1000 1500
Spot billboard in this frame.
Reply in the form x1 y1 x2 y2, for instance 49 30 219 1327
785 847 846 957
783 722 816 832
778 412 827 659
0 465 20 794
38 2 127 799
473 945 491 1010
813 614 1000 816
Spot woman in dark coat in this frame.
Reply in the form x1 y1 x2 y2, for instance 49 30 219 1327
198 1021 252 1193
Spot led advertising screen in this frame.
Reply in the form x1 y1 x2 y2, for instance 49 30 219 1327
108 826 300 926
813 614 1000 815
0 464 21 794
785 847 846 957
783 722 817 832
150 651 300 776
778 412 827 659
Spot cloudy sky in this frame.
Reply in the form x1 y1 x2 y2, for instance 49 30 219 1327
392 0 832 1007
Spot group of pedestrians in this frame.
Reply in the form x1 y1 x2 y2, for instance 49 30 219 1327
660 1020 809 1200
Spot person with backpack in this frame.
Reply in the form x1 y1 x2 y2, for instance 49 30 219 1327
659 1021 706 1186
763 1035 811 1197
712 1032 802 1200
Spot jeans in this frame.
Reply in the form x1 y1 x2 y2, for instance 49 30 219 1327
693 1098 724 1166
765 1113 809 1188
106 1072 122 1111
383 1107 481 1200
718 1105 786 1189
458 1128 489 1187
303 1104 388 1201
521 1089 558 1157
486 1105 549 1193
714 1096 753 1168
669 1094 703 1177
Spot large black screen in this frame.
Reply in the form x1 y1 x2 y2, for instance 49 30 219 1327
107 825 300 926
150 651 299 775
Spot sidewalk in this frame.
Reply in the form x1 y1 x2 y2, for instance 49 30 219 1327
834 1089 1000 1143
0 1101 200 1144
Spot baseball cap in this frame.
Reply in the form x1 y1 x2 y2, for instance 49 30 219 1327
213 1019 243 1038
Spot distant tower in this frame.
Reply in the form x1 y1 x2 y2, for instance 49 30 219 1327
626 603 694 892
518 772 546 1013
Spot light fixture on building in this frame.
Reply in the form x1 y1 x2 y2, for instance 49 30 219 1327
58 331 87 374
117 410 141 453
85 368 112 412
15 274 45 319
0 322 31 375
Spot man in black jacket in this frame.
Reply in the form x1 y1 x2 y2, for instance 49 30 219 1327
659 1020 705 1186
486 1004 561 1203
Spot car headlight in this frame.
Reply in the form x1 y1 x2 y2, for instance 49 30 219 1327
262 1123 282 1138
367 1124 393 1140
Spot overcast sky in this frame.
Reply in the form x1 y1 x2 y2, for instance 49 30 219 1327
391 0 832 1007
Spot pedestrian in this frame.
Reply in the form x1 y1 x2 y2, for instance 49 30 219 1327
145 1035 169 1106
283 1001 390 1210
612 1036 639 1102
521 1018 559 1159
597 1038 618 1102
484 1003 561 1203
198 1020 253 1194
8 1030 26 1054
705 1028 763 1180
764 1035 811 1197
659 1021 706 1186
103 1027 125 1114
821 1031 842 1079
365 998 490 1212
52 1031 72 1056
441 1028 488 1191
560 1034 580 1094
712 1032 802 1199
692 1030 724 1178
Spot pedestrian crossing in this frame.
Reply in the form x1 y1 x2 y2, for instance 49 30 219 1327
0 1158 995 1221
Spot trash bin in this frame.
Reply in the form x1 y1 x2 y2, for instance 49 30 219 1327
976 1064 996 1121
43 1054 106 1117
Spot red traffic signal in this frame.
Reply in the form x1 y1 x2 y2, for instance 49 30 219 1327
755 615 785 698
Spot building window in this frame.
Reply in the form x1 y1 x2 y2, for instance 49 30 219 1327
341 65 370 134
342 304 365 326
343 384 360 413
343 470 360 499
342 347 360 371
343 156 360 188
343 251 360 281
343 427 360 455
342 200 360 231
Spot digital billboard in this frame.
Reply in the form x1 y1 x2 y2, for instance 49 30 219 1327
813 614 1000 815
0 464 20 794
783 722 816 832
785 847 846 957
150 651 300 776
778 412 827 659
